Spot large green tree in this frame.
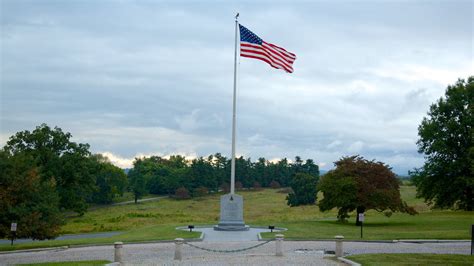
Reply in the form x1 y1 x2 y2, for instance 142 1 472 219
411 76 473 211
286 173 319 206
319 156 416 224
3 124 95 215
128 158 149 203
0 151 63 239
89 154 128 204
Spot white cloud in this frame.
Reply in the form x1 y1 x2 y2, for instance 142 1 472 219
99 151 199 169
175 109 201 132
347 141 365 153
326 140 342 150
349 80 377 93
99 152 135 168
0 134 10 147
368 64 472 86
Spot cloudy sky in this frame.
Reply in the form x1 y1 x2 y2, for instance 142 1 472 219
1 0 472 174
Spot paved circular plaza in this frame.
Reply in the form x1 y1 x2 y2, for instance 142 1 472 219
0 240 470 265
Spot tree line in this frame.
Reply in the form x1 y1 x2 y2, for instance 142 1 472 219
128 154 319 202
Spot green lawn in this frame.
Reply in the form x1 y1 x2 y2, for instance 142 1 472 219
18 260 110 266
0 225 199 251
1 186 472 251
346 253 474 266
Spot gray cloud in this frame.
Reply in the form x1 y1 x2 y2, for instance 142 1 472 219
1 0 472 174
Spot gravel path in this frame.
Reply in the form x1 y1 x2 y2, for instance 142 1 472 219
0 232 122 245
0 241 470 265
112 197 165 206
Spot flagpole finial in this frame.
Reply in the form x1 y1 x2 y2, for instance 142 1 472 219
235 13 239 20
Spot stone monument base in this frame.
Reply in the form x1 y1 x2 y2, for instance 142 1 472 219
214 194 249 231
213 224 250 231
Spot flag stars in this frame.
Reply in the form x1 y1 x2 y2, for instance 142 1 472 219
239 24 296 73
239 24 263 45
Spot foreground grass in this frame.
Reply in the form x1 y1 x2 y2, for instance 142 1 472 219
0 225 199 251
1 186 472 251
260 210 471 240
18 260 110 266
346 253 474 266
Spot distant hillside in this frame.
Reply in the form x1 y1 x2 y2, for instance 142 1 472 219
397 175 411 180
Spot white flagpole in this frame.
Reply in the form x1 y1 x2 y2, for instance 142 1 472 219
230 13 239 195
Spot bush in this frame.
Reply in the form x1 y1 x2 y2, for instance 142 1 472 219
253 181 262 190
175 187 190 199
270 180 281 189
194 186 209 197
220 182 230 193
278 187 293 194
286 173 319 206
235 181 243 191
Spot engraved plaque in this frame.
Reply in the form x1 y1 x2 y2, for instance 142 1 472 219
221 194 243 221
214 194 248 231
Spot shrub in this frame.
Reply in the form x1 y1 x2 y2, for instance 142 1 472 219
194 186 209 197
286 173 319 206
278 187 293 194
220 182 230 193
175 187 190 199
235 181 243 191
253 181 262 190
270 180 281 189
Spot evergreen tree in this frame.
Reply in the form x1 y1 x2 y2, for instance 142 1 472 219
286 173 319 206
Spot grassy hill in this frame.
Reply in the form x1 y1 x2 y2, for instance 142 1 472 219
1 185 472 251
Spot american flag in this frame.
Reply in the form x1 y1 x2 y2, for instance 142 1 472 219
239 24 296 73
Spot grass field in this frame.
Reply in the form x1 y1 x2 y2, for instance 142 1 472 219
1 185 472 251
346 253 474 266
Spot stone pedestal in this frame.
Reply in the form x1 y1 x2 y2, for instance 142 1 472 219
214 194 249 231
275 234 284 256
114 242 123 264
335 235 344 257
174 238 183 260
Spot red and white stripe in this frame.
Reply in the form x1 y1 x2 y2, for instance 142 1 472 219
240 41 296 73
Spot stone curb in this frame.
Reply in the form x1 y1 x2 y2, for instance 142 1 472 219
176 225 287 231
176 225 287 242
257 238 470 243
397 239 470 243
258 238 398 243
0 246 69 254
338 257 361 266
0 236 205 255
251 226 287 241
249 226 288 231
